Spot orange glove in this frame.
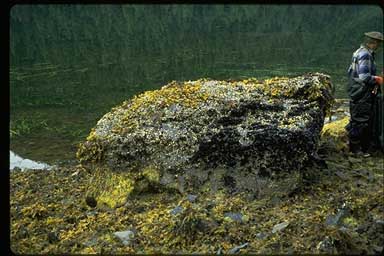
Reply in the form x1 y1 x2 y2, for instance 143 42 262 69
374 76 383 85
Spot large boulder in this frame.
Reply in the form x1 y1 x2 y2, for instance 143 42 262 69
78 73 333 202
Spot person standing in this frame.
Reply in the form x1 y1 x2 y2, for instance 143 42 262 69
346 31 383 156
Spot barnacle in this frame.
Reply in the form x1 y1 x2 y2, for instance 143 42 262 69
77 73 334 199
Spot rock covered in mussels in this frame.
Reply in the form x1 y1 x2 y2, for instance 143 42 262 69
77 73 333 200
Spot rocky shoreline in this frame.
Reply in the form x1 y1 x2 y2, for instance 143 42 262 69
10 109 384 254
10 151 384 254
10 75 383 254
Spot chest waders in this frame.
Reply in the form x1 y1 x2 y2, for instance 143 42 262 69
345 48 378 152
372 90 384 152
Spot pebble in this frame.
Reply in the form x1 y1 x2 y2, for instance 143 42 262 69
228 242 248 254
169 205 183 215
325 204 350 226
187 194 198 203
86 210 98 217
255 232 268 240
352 169 374 181
316 236 334 252
224 212 244 222
272 221 289 233
338 226 349 233
83 238 98 247
354 223 369 233
113 230 135 245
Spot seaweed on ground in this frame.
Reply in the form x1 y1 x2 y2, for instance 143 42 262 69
10 147 384 254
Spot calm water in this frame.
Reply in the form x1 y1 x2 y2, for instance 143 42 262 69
10 5 382 164
10 62 348 164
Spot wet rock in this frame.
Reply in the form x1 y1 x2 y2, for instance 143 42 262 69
272 221 289 233
196 219 219 233
169 205 183 215
255 232 268 240
78 74 333 198
352 169 375 182
316 236 335 253
113 230 135 246
325 213 343 226
83 237 98 247
355 223 369 234
86 210 99 217
224 212 244 223
228 242 249 254
338 226 349 233
327 115 338 123
186 194 198 203
15 226 28 239
325 204 350 227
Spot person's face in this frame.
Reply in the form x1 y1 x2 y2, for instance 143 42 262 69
371 40 382 51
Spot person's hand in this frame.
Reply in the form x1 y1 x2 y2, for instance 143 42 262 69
374 76 383 85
